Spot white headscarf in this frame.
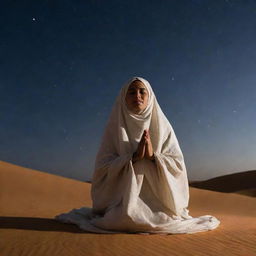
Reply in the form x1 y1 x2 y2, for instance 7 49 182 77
92 76 190 217
95 76 182 163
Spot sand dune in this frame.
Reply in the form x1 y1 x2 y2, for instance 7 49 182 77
1 160 255 256
235 188 256 197
189 170 256 197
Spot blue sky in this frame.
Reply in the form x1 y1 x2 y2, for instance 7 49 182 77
1 0 256 181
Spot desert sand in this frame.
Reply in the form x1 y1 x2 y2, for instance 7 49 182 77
0 160 255 256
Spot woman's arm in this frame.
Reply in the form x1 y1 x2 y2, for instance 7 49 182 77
154 132 186 177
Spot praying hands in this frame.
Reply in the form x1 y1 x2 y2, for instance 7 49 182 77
132 129 154 163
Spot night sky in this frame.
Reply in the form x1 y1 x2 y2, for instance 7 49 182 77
1 0 256 182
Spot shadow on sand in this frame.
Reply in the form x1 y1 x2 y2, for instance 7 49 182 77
0 216 89 233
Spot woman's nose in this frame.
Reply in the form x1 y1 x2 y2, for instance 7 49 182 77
135 91 141 98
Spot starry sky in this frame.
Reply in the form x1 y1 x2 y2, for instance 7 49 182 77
1 0 256 182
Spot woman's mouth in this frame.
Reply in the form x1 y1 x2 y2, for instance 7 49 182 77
134 100 143 105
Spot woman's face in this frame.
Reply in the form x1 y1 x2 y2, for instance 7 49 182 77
125 80 149 114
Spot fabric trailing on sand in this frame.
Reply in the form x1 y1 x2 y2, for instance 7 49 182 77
55 77 220 234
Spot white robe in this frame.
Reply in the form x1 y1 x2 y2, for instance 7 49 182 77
55 76 220 234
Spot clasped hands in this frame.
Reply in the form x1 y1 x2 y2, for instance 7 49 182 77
132 129 154 163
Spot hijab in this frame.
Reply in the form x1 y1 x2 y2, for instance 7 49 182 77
92 76 190 217
94 76 180 167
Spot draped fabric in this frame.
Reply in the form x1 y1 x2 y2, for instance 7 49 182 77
55 77 220 234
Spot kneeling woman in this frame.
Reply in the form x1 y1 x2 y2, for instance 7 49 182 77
55 77 220 234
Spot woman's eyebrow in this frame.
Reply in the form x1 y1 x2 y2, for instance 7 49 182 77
128 87 147 90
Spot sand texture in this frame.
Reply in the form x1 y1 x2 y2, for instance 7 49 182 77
1 160 256 256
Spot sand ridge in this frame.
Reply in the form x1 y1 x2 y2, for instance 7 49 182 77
189 170 256 195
